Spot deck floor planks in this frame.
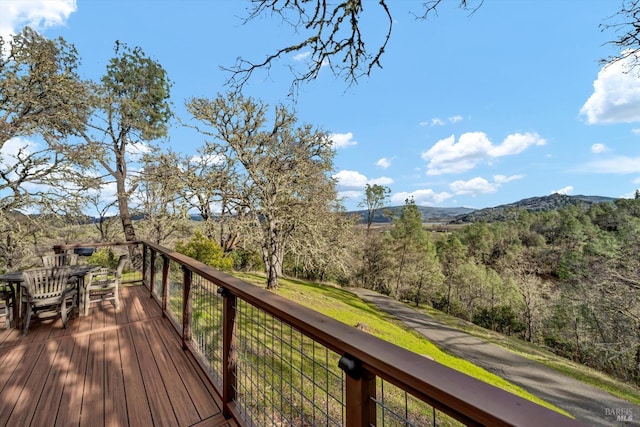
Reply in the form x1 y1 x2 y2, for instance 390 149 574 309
55 334 90 427
30 336 75 426
0 285 233 427
118 323 154 426
154 316 223 421
142 318 201 426
7 338 62 426
0 342 45 425
80 331 106 427
129 321 179 426
103 328 128 427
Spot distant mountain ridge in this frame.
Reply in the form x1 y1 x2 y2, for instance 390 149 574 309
451 193 616 223
350 193 618 224
350 206 475 223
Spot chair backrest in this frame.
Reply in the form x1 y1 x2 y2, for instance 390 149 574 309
23 267 71 299
42 253 79 267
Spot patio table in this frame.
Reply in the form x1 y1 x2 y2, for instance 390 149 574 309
0 265 100 327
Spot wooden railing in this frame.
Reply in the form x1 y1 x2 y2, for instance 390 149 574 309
58 241 585 427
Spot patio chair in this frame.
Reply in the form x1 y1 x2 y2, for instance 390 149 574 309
22 266 76 336
42 253 79 267
83 255 127 315
0 284 15 329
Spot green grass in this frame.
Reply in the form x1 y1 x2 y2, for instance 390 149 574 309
233 272 572 417
415 304 640 406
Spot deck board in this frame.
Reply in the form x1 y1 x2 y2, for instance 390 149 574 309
0 285 233 427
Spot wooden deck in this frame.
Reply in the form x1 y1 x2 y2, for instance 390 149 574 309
0 285 235 427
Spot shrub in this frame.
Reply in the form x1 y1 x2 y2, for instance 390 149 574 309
175 231 233 271
87 248 118 269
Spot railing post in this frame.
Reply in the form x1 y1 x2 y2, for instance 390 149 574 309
161 255 169 316
339 354 377 427
182 266 193 351
149 249 156 295
142 244 148 289
218 287 237 419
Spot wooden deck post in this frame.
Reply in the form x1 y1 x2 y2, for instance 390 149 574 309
339 354 377 427
142 244 148 288
149 248 156 296
218 287 237 419
161 255 169 316
182 266 193 350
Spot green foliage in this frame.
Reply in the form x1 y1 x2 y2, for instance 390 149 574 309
473 305 525 336
100 42 172 140
175 231 233 271
87 248 118 269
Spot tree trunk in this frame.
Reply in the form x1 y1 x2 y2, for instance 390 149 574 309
116 179 141 268
262 219 283 290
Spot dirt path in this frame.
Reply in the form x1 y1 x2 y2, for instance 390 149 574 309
349 287 639 427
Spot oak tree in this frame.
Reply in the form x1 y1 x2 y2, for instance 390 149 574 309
187 93 337 289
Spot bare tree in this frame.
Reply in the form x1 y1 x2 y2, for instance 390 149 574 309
187 93 336 289
602 0 640 72
226 1 478 92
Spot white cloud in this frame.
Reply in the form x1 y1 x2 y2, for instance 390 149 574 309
450 177 498 195
368 176 393 186
376 157 391 169
332 170 393 190
553 186 574 195
1 136 39 159
330 132 357 149
633 129 640 136
293 51 311 61
0 0 76 39
421 115 463 127
448 174 523 197
494 174 524 184
488 132 546 157
581 156 640 174
190 153 225 166
333 170 367 189
591 143 608 154
633 177 640 184
421 131 545 175
580 52 640 124
390 189 452 206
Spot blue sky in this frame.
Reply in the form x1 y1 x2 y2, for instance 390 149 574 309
2 0 640 211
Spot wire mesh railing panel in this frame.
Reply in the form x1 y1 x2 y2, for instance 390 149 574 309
232 299 345 427
152 253 163 299
374 378 463 427
190 273 224 387
168 259 184 328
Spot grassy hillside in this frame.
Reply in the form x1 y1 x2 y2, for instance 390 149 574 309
233 272 571 417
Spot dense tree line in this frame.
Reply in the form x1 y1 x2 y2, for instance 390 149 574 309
351 197 640 385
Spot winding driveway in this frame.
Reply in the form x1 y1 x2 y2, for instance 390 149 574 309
349 287 639 427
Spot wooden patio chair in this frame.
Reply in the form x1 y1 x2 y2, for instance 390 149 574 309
22 266 76 336
0 283 15 329
42 253 79 267
83 255 127 315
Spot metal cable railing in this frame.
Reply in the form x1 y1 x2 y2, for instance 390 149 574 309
83 240 584 427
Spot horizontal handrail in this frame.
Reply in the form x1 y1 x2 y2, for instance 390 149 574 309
140 241 582 427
